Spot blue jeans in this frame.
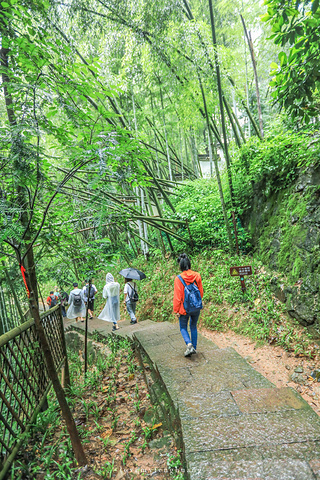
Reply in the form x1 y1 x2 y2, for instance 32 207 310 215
179 311 201 349
126 301 137 322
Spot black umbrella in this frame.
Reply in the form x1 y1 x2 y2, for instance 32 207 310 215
119 268 146 280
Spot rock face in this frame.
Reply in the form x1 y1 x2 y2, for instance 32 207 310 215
241 164 320 336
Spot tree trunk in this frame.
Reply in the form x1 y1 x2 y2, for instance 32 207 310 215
132 92 147 255
208 0 234 206
193 129 203 178
25 268 87 466
1 35 87 466
230 103 246 143
150 93 161 177
140 188 149 259
198 72 235 253
223 96 241 148
159 85 173 181
240 14 264 138
207 129 213 177
241 100 262 140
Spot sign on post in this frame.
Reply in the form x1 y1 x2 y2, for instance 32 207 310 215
229 266 252 277
229 265 252 292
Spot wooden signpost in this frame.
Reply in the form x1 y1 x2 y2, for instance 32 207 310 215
229 265 252 292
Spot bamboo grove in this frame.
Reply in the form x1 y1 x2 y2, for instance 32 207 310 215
0 0 279 299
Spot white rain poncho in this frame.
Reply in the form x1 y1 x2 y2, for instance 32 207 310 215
98 273 120 323
67 288 86 319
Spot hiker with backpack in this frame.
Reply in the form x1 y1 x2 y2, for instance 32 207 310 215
83 280 98 319
67 282 86 322
124 277 138 324
46 291 58 309
60 289 69 318
173 253 203 357
98 273 120 331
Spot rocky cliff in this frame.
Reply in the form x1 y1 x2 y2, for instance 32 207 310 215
241 164 320 337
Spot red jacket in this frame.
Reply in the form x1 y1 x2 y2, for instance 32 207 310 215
173 269 203 315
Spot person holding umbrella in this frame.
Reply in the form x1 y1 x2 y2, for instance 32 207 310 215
119 268 146 325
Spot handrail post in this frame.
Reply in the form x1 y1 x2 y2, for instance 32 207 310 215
58 304 70 388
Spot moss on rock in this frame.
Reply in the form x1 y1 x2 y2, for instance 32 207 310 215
241 164 320 334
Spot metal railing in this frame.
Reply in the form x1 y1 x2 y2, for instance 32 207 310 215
0 305 68 479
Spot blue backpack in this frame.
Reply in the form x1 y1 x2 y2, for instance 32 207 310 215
178 275 203 314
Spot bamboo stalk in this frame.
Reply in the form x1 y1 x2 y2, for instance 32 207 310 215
2 262 25 323
223 96 242 147
148 189 166 255
145 189 175 252
141 162 176 212
241 100 262 140
127 228 154 249
208 0 234 206
159 84 173 181
207 129 213 177
230 103 246 143
240 14 264 138
132 216 186 225
197 70 235 253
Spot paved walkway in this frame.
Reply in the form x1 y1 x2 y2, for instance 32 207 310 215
67 317 320 479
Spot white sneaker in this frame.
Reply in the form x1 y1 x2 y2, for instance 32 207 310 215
184 343 196 357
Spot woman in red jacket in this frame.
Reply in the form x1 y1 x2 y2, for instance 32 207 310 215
173 253 203 357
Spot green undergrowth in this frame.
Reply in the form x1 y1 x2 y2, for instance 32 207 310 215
232 131 320 207
163 176 250 252
11 355 87 478
161 131 320 255
99 249 319 358
10 339 111 479
11 336 184 480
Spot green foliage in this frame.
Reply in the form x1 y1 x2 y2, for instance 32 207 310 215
162 130 319 253
263 0 320 121
110 249 317 356
164 178 250 252
0 0 153 284
167 450 185 480
232 131 320 212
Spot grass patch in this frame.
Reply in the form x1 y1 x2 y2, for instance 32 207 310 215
96 249 319 359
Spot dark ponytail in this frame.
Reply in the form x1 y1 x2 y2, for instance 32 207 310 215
177 253 191 272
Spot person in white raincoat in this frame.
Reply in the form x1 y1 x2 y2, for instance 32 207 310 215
67 282 86 322
98 273 120 331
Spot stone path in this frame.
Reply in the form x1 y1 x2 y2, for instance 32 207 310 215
67 317 320 479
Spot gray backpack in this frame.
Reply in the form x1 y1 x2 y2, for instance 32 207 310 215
73 292 82 306
129 283 139 303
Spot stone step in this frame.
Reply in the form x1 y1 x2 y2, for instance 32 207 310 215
66 317 154 338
